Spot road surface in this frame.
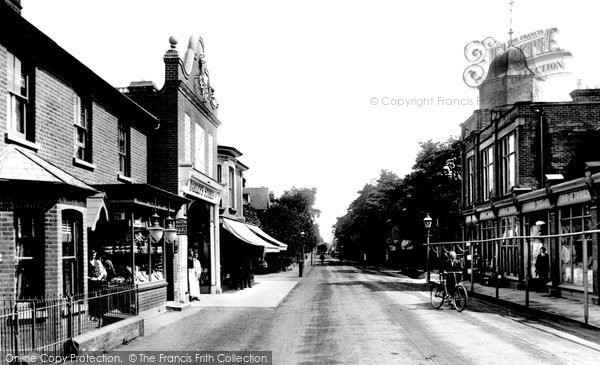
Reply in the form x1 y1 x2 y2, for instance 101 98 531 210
116 259 600 364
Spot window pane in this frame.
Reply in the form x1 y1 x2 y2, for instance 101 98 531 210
194 123 205 172
184 114 191 163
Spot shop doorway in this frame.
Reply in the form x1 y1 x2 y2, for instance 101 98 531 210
187 202 211 294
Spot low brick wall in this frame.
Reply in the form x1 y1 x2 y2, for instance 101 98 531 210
73 316 143 352
137 281 168 313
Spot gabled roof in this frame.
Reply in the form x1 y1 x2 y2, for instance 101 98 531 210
0 4 159 130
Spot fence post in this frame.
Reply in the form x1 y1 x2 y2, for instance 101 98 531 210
470 242 474 292
67 296 73 339
525 236 530 309
582 234 589 325
495 238 500 299
12 303 19 359
31 301 36 350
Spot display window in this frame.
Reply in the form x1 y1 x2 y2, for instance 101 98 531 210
90 212 167 289
559 205 593 286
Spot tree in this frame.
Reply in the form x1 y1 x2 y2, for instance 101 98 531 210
333 137 461 266
261 187 322 257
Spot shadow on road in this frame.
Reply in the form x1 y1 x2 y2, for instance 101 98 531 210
324 280 428 292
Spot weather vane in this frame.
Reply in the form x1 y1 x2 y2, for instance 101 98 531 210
508 0 515 45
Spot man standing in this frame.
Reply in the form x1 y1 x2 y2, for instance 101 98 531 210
536 246 550 288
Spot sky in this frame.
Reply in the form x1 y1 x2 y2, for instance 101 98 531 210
22 0 600 242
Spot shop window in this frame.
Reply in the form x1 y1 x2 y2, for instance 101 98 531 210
500 216 519 278
6 51 33 141
95 214 165 286
132 218 165 283
500 133 515 195
481 146 494 200
118 120 130 177
73 95 92 163
525 214 548 279
559 205 593 286
62 210 84 297
479 220 496 275
15 210 43 299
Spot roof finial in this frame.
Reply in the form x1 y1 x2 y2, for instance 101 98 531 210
508 0 515 45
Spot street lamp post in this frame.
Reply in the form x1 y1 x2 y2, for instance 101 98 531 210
299 231 305 277
423 213 433 283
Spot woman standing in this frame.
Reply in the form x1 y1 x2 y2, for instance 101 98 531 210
189 250 202 301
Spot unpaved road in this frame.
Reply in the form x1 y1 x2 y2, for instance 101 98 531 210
116 260 600 364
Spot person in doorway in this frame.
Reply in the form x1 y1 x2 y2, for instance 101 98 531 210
88 249 107 291
535 246 550 286
189 251 201 301
101 252 117 281
88 249 107 321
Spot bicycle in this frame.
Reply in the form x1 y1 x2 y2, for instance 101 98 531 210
430 271 468 312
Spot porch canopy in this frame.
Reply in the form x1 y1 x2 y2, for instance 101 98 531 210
221 217 280 253
0 145 96 193
247 224 288 251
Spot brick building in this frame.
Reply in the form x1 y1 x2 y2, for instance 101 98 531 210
124 36 223 299
216 146 285 288
460 46 600 300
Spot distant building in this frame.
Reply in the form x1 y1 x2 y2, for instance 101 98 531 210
243 187 273 211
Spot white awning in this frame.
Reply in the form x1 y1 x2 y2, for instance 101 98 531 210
221 217 280 252
247 225 288 251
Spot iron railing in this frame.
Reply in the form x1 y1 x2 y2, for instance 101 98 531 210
0 284 138 363
426 229 600 324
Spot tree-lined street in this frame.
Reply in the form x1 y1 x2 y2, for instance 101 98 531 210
117 259 600 364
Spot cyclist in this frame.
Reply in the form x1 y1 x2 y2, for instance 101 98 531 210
443 251 462 297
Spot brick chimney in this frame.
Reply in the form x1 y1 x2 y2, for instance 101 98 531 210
569 89 600 103
5 0 22 13
164 36 182 82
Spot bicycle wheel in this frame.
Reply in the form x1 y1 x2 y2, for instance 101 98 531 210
453 285 468 312
430 284 445 309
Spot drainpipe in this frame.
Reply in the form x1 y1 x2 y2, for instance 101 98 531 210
536 109 544 185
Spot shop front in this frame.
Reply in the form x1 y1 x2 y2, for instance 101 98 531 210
220 217 280 290
91 184 188 314
179 164 222 298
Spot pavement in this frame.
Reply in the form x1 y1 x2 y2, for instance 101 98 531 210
142 266 303 336
356 262 600 330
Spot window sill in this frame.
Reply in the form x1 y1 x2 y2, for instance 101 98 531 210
5 132 40 152
73 157 95 171
137 280 167 291
117 174 132 183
